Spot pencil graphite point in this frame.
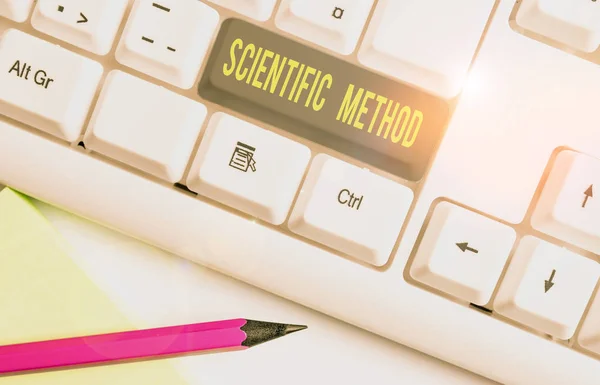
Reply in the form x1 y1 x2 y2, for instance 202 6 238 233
241 320 307 347
284 324 307 335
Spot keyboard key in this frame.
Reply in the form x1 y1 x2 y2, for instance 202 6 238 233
0 0 33 22
410 202 516 306
187 113 310 225
358 0 494 98
31 0 129 55
289 154 413 266
206 0 277 21
577 287 600 355
85 71 207 183
199 19 449 182
275 0 374 55
494 236 600 340
517 0 600 53
116 0 219 88
0 29 103 142
532 151 600 255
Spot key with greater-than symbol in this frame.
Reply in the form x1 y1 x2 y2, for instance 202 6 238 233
31 0 129 55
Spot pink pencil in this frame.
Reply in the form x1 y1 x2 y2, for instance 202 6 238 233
0 318 306 375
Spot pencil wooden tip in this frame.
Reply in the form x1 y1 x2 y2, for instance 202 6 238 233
241 320 307 347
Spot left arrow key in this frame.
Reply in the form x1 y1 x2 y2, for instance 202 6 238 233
411 202 516 306
456 242 479 253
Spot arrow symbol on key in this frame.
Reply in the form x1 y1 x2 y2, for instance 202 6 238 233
544 269 556 293
456 242 479 254
77 12 88 23
582 184 593 208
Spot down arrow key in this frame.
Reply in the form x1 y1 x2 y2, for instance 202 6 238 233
544 269 556 293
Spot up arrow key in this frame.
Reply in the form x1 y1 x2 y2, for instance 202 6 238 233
582 184 593 208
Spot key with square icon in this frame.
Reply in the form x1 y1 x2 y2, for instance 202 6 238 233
275 0 374 55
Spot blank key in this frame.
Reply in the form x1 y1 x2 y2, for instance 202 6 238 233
85 71 207 183
517 0 600 53
358 0 495 98
0 0 34 22
578 285 600 355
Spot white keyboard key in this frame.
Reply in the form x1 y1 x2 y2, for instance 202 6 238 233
275 0 374 55
206 0 276 21
358 0 494 98
289 154 413 266
494 236 600 340
410 202 516 306
517 0 600 53
577 287 600 355
0 29 103 142
532 151 600 254
85 71 207 183
0 0 33 22
32 0 129 55
186 113 310 225
116 0 219 88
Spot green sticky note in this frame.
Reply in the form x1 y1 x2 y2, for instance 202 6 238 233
0 189 187 384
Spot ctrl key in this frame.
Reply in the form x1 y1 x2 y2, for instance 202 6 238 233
289 154 413 266
0 29 103 141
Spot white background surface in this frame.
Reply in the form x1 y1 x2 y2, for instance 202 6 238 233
31 200 494 385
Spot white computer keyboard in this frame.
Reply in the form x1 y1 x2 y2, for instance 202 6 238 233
1 0 600 383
